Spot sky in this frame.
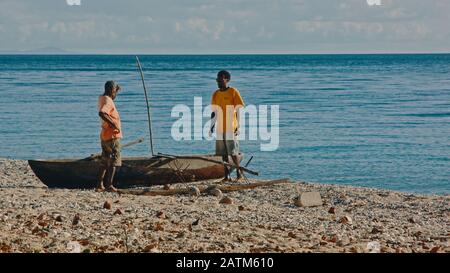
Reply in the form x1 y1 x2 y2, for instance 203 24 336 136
0 0 449 54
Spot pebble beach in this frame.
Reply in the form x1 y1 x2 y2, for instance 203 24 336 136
0 158 449 253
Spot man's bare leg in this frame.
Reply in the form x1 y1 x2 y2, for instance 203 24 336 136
221 155 232 182
105 166 118 192
95 167 107 192
231 155 243 181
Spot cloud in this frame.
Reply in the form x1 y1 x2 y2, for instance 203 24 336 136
175 18 226 40
293 19 432 42
257 26 275 39
225 10 257 19
49 21 96 38
0 0 449 53
387 22 430 41
18 22 50 42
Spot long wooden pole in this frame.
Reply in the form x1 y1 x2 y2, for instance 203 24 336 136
135 56 155 156
118 178 290 196
82 137 144 160
157 152 259 176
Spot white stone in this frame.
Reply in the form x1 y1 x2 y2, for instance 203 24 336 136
66 241 82 253
366 241 381 253
295 192 323 207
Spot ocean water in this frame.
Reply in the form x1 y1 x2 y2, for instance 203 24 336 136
0 54 449 194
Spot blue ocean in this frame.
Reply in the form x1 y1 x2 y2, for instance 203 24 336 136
0 54 449 194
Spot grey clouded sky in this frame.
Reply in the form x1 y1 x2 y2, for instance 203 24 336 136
0 0 449 53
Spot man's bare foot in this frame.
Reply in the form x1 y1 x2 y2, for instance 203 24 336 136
95 186 105 192
106 186 118 192
234 176 245 183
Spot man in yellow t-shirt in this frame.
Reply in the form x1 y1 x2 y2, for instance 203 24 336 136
210 70 245 182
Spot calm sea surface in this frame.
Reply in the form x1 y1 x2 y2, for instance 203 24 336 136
0 54 449 194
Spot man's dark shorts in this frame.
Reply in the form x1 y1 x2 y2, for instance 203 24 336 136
100 138 122 167
215 138 240 156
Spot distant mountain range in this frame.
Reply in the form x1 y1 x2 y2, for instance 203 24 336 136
0 47 77 54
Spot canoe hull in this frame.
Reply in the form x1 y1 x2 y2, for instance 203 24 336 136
28 155 228 189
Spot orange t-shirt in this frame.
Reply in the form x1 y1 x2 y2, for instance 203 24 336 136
98 95 122 141
211 87 245 134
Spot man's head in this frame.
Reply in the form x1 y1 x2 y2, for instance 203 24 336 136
216 70 231 90
104 80 121 100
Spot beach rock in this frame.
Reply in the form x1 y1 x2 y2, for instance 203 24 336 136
288 232 297 239
206 185 223 197
371 227 383 234
339 215 353 225
190 218 203 231
430 246 441 253
31 226 40 234
72 214 81 226
176 231 186 238
337 237 351 247
238 205 246 211
366 241 381 253
0 243 12 253
156 211 167 219
380 246 393 253
103 201 112 210
408 217 417 224
152 222 164 232
328 207 336 214
219 196 234 205
78 239 90 246
188 186 201 197
210 188 223 198
37 213 47 221
163 184 172 190
54 215 64 222
294 192 322 207
143 243 159 253
66 241 82 253
328 235 338 243
113 208 124 215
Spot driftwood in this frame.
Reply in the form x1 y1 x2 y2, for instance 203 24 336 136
157 153 259 176
81 137 145 161
118 178 291 196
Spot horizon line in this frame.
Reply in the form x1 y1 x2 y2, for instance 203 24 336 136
1 52 450 56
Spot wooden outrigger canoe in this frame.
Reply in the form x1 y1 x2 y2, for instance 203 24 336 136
28 154 228 189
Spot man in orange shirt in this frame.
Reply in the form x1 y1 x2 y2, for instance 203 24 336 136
210 70 245 182
96 80 122 192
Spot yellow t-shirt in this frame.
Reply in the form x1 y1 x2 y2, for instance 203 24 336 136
211 87 245 134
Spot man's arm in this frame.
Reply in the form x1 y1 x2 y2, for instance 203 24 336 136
235 108 241 135
233 89 244 135
99 112 119 131
210 111 217 134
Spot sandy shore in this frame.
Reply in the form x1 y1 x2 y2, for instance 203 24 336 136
0 158 448 253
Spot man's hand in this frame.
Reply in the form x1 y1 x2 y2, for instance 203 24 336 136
109 122 119 131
